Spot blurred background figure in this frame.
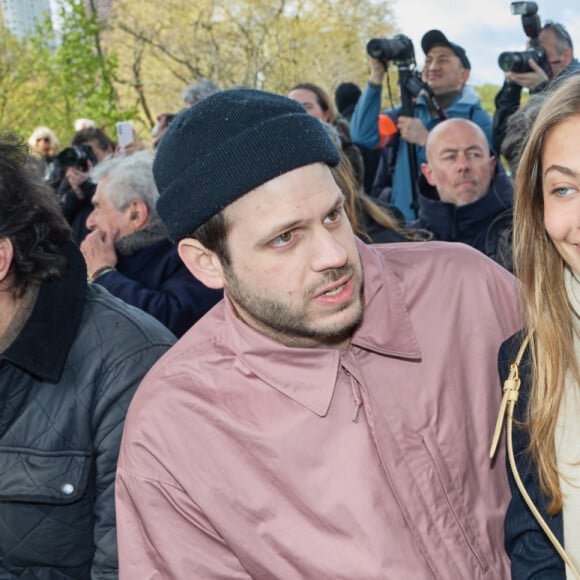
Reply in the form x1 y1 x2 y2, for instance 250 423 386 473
152 79 221 149
322 118 417 242
492 20 580 155
58 127 116 244
500 94 544 178
26 126 62 190
74 118 96 132
332 154 427 244
80 151 223 337
334 81 389 195
181 78 221 108
289 81 365 191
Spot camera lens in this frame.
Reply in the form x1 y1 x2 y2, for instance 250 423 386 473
498 52 517 72
367 39 387 60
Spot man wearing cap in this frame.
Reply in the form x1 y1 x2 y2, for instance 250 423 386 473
115 88 520 578
493 20 580 155
350 29 492 222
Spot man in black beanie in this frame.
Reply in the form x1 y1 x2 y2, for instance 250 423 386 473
116 88 522 578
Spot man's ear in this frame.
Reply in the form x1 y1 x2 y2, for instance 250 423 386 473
0 237 14 284
127 199 149 231
421 162 436 187
178 238 225 289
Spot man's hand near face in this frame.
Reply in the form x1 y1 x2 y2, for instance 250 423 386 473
80 228 118 280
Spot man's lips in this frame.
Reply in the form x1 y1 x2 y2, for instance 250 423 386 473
455 179 477 187
314 274 352 298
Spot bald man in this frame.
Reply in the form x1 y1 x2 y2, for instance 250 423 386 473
415 118 514 271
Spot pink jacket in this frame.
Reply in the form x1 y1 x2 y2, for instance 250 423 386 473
116 241 521 579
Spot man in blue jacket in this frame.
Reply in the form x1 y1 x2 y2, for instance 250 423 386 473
80 150 222 337
350 29 492 223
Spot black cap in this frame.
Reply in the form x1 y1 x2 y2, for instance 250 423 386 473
421 29 471 70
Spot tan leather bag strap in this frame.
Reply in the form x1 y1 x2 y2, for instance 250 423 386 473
490 335 580 579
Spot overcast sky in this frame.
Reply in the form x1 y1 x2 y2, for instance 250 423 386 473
390 0 580 85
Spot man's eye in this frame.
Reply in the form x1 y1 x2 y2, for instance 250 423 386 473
324 209 342 225
270 231 294 247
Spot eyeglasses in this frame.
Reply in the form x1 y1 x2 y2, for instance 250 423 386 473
36 136 50 143
542 21 573 48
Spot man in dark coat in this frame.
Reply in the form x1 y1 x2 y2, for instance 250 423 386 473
493 21 580 155
0 137 175 578
414 118 514 271
80 151 223 337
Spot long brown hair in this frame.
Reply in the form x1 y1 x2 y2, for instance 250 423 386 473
331 156 426 242
513 74 580 514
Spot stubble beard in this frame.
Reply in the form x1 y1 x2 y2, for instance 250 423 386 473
223 262 364 347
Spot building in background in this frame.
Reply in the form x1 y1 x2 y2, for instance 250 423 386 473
0 0 52 40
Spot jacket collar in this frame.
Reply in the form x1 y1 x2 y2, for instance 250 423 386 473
416 168 513 239
225 240 420 417
115 216 168 256
2 242 86 383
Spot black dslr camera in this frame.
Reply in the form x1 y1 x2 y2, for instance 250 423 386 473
498 2 548 74
366 34 415 64
56 144 97 172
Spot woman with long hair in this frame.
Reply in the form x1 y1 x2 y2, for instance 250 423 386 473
499 74 580 578
26 126 62 188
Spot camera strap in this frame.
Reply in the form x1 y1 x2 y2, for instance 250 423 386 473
422 84 447 121
489 334 580 579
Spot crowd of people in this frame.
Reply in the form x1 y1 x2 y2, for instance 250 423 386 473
0 17 579 579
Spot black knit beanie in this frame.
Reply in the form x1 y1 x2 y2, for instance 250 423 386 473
334 82 362 116
154 88 341 242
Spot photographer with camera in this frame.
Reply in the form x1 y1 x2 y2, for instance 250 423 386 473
58 127 115 243
493 4 580 156
350 29 492 223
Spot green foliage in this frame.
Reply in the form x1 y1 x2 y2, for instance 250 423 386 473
108 0 397 136
3 0 133 147
473 83 500 116
0 28 39 134
1 0 507 150
43 0 133 142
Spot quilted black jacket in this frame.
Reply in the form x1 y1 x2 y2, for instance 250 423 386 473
0 243 175 579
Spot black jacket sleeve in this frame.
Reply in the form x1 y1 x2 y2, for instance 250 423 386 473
492 80 523 155
499 334 565 579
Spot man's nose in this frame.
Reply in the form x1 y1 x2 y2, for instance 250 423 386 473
455 154 471 171
86 211 97 231
310 228 348 272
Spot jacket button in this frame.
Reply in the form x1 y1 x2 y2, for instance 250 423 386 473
61 483 75 495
